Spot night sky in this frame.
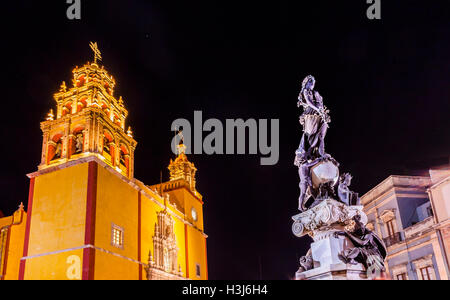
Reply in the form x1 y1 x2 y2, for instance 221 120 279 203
2 1 449 279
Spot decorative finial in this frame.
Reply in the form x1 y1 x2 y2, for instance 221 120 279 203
89 41 102 64
127 126 133 138
46 109 54 121
18 202 24 211
119 96 124 106
60 81 67 92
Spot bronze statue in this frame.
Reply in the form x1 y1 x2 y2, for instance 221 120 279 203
296 75 330 161
292 76 386 279
338 173 360 206
298 249 313 273
295 156 321 211
334 215 387 274
295 75 337 211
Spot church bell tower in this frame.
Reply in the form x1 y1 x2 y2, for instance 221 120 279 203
39 42 137 178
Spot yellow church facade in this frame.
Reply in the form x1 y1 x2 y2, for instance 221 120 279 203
0 45 208 280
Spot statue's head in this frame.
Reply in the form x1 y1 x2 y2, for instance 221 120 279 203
302 75 315 91
339 173 352 185
352 214 367 234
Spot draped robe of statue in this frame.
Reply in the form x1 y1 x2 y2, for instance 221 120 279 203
295 75 332 211
335 216 387 273
296 82 330 161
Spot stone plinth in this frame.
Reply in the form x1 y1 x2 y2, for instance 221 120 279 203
295 230 367 280
295 263 367 280
292 199 369 280
310 232 356 267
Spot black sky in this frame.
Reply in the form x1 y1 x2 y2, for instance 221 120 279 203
2 1 449 279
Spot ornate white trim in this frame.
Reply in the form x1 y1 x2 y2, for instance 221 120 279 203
292 199 367 238
379 209 396 223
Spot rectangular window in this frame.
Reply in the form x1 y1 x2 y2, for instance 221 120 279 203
196 263 201 278
396 273 407 280
420 266 432 280
111 224 124 249
386 220 395 237
426 206 434 217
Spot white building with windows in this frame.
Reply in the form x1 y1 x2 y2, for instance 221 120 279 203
361 168 450 280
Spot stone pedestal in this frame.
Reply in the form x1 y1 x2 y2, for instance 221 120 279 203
311 232 354 267
292 199 369 280
295 232 367 280
295 263 368 280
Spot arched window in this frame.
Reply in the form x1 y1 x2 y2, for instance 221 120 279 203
76 75 85 87
103 130 114 164
47 133 63 163
101 101 109 115
62 102 72 116
77 97 87 112
119 144 130 175
71 127 85 156
114 114 121 127
103 136 110 154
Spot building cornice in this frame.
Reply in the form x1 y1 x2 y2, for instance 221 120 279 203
361 175 431 206
27 155 208 239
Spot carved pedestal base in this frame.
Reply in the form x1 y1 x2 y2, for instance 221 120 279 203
295 233 367 280
296 263 368 280
311 231 356 267
292 199 369 280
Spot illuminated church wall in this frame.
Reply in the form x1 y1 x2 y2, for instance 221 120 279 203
0 44 208 280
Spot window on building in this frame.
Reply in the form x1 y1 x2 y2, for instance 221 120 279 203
396 273 407 280
103 137 111 155
426 206 434 217
111 224 124 249
386 219 395 237
420 266 433 280
196 263 201 278
74 132 84 154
